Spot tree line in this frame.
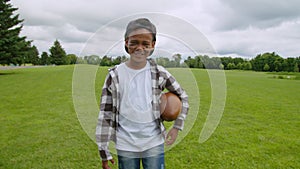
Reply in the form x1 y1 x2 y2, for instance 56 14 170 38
76 52 300 73
183 52 300 72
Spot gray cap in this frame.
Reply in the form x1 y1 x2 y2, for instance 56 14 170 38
124 18 156 54
124 18 156 41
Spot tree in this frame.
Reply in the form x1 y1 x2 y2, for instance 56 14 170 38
172 53 181 67
14 40 32 65
232 57 245 66
111 56 121 65
263 63 270 71
76 57 86 64
294 63 299 72
219 63 224 69
156 57 169 67
274 59 283 72
85 55 100 65
196 56 204 68
166 60 177 67
49 40 67 65
236 62 243 70
220 57 232 70
282 60 289 72
40 52 51 65
100 55 112 66
284 58 296 72
184 56 196 68
242 62 252 70
203 56 219 69
251 52 282 71
296 57 300 72
29 45 39 65
227 63 236 70
0 0 32 65
66 54 77 64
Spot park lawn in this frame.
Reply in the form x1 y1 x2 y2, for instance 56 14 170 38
0 66 101 168
0 66 299 169
166 69 300 168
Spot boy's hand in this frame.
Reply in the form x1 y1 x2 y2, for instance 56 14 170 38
102 159 115 169
166 128 179 145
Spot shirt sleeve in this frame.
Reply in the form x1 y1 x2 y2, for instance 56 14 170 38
158 66 189 130
95 74 114 161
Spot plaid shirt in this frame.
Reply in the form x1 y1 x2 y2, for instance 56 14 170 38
95 58 189 161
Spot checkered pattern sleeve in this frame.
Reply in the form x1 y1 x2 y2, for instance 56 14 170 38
158 65 189 130
95 73 114 161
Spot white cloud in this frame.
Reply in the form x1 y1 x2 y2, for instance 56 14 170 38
11 0 300 58
211 0 300 30
209 18 300 58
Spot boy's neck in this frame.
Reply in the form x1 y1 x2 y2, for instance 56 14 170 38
126 59 147 70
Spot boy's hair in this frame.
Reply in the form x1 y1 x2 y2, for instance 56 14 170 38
124 18 156 54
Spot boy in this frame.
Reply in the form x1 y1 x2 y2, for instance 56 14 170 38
96 18 189 169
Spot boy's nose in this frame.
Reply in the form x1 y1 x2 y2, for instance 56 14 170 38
136 44 144 50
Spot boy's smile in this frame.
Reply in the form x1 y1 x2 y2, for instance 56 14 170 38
125 28 156 69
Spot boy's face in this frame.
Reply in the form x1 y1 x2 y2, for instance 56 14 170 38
125 28 156 63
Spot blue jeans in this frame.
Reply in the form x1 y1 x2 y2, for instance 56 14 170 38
117 144 165 169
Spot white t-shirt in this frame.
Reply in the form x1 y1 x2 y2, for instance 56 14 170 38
116 62 164 152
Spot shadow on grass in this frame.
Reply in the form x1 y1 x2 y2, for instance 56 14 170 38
0 72 17 76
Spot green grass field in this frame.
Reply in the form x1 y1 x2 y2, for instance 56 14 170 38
0 66 299 169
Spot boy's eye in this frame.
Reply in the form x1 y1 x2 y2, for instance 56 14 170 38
143 43 150 48
128 40 151 48
129 41 137 46
129 42 137 46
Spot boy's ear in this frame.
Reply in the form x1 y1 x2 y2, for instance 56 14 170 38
148 41 156 56
124 39 129 54
152 41 156 47
125 39 129 48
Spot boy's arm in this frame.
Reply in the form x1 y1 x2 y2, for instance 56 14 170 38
95 74 114 161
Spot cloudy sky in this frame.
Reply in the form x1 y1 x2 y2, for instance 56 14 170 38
11 0 300 59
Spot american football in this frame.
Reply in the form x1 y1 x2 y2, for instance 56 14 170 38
160 92 182 121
